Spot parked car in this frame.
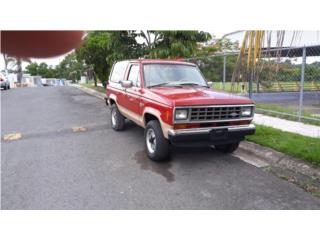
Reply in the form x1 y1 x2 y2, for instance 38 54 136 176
0 74 10 90
106 59 255 161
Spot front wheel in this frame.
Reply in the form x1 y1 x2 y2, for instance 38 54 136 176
110 104 125 131
145 120 169 161
215 142 239 153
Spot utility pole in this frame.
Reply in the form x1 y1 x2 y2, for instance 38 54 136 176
223 56 226 90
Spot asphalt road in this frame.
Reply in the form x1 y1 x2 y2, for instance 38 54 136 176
2 87 320 209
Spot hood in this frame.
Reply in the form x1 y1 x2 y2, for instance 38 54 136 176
149 86 254 106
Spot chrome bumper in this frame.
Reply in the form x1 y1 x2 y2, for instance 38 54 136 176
168 124 256 136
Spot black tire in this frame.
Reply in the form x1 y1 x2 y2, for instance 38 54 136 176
110 104 125 131
215 142 239 153
144 120 169 161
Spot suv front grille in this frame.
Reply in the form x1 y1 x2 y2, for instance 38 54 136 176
190 106 243 121
173 105 254 123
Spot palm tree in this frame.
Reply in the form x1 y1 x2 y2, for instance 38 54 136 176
2 54 15 76
229 30 303 95
7 57 31 83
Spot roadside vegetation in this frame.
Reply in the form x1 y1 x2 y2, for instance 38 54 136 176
246 124 320 166
79 82 105 94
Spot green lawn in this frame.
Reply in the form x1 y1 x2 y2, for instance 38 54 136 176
80 83 105 94
246 125 320 166
255 103 320 126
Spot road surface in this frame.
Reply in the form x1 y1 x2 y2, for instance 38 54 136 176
1 87 320 209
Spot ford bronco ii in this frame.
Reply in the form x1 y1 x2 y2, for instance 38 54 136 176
106 59 255 161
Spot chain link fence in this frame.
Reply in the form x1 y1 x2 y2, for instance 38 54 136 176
189 45 320 126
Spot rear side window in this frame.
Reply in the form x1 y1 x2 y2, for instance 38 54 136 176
127 65 140 87
110 61 128 83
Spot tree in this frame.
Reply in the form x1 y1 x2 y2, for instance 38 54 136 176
55 52 85 80
76 31 112 87
2 54 15 75
189 37 239 82
25 62 39 76
138 31 212 58
83 64 97 86
26 62 57 78
8 57 31 83
37 62 49 76
76 31 142 87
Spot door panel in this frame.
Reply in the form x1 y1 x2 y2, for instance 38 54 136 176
125 64 142 115
108 61 129 110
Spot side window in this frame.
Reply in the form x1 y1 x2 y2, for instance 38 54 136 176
127 65 140 87
110 61 128 83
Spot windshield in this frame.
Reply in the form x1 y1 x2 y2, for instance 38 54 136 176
143 64 207 88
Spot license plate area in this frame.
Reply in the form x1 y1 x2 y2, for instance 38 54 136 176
210 129 228 140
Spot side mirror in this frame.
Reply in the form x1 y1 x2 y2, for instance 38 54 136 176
207 81 213 88
121 80 133 88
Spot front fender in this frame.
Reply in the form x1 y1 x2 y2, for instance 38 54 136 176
143 107 173 139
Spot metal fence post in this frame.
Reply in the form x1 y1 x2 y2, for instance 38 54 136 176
223 56 226 90
249 71 253 99
298 46 307 122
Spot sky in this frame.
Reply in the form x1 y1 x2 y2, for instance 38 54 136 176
1 30 320 71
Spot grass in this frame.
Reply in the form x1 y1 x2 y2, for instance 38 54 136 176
80 82 105 94
213 81 319 93
255 103 320 126
246 124 320 166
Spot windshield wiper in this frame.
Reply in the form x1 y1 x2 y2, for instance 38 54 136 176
148 83 170 88
178 82 208 87
149 82 184 88
149 82 207 88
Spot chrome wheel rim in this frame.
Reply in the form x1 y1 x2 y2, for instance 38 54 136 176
146 128 156 154
111 109 117 126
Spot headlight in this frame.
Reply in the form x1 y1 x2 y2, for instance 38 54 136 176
241 107 252 117
175 109 188 120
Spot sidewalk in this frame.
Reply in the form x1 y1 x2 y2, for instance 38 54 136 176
253 113 320 138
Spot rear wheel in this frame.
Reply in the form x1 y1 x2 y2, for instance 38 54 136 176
110 104 125 131
215 142 239 153
145 120 169 161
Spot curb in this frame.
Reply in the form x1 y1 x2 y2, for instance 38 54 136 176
73 84 105 100
73 83 320 180
235 141 320 180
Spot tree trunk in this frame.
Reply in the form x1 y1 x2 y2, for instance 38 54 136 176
17 58 23 84
94 74 97 87
3 55 8 76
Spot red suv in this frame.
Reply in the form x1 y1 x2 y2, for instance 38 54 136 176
106 59 255 161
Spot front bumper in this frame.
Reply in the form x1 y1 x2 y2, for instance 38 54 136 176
168 124 255 147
